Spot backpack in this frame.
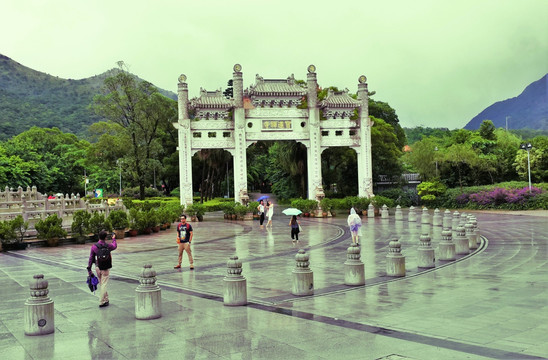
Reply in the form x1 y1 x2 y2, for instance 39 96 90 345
96 243 112 270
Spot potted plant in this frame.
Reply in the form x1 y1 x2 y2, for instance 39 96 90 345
150 210 161 232
35 214 67 247
128 208 140 237
248 201 260 220
319 198 333 217
187 203 206 222
234 203 248 220
107 210 129 239
71 210 91 244
0 215 29 251
88 212 113 239
356 197 371 216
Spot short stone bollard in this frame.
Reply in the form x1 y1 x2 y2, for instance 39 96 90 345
395 205 403 221
465 222 477 250
223 255 247 306
443 209 452 229
417 233 435 268
452 211 460 231
135 264 162 320
432 208 442 227
420 207 431 236
408 206 417 222
381 204 389 219
367 203 375 218
292 249 314 296
438 228 456 261
471 216 480 245
344 244 365 286
386 239 405 277
460 212 468 226
454 225 469 255
25 274 54 336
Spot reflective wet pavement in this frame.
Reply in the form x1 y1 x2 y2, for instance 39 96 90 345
0 209 547 359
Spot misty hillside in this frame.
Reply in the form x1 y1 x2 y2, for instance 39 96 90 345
464 73 548 131
0 54 177 140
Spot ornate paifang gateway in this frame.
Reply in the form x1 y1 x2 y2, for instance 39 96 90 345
175 64 373 205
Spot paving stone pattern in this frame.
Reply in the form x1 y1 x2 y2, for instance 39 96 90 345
0 209 547 359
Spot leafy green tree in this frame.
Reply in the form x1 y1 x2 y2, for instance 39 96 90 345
402 136 440 181
371 117 403 181
368 99 406 149
91 62 177 199
1 127 89 194
513 136 548 182
479 120 496 140
443 143 479 189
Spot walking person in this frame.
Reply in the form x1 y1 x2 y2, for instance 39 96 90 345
266 201 274 228
257 200 265 229
289 215 300 242
87 230 117 308
174 215 194 270
347 208 362 245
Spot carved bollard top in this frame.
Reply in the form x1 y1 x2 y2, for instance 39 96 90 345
388 240 401 254
226 255 243 277
295 249 310 269
346 243 361 261
441 228 453 242
139 264 157 286
29 274 49 298
456 225 466 237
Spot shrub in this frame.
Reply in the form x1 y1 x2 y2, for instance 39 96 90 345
378 188 417 207
371 195 395 209
1 216 28 245
35 214 67 240
71 210 91 238
248 201 260 215
234 203 248 218
107 210 129 230
88 212 112 235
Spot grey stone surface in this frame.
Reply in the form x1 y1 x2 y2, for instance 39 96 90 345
1 209 547 359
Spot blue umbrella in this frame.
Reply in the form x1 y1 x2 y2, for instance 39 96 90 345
257 195 269 202
282 208 302 216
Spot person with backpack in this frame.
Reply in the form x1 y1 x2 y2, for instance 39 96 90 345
174 214 194 270
87 230 117 308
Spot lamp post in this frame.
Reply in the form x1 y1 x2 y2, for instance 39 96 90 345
117 160 122 196
519 143 532 192
434 146 439 178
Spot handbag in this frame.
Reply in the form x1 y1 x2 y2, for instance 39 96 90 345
298 224 303 232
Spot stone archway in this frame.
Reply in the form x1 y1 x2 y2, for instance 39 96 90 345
174 65 373 205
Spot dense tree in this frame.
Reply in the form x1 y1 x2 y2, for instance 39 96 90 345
371 117 403 180
91 62 177 199
369 99 406 150
479 120 496 140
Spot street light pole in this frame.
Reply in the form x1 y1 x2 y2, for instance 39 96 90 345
520 143 533 192
117 160 122 196
434 146 439 178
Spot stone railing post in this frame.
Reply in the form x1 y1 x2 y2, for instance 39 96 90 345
292 249 314 296
24 274 54 336
451 211 460 231
223 255 247 306
344 244 365 285
417 232 435 268
386 239 405 277
408 206 417 222
454 224 469 255
438 228 456 261
381 204 389 218
395 205 403 221
471 216 480 245
135 264 162 320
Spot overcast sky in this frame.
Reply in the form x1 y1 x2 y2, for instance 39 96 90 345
1 0 547 129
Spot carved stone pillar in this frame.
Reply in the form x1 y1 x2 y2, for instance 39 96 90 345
292 249 314 296
25 274 54 336
386 239 405 277
176 75 193 205
344 244 365 286
135 264 162 320
223 255 247 306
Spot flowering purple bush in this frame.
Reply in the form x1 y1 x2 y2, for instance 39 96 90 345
466 187 544 207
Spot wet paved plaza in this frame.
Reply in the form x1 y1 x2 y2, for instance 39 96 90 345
0 209 547 359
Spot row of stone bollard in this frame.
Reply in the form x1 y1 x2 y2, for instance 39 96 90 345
24 264 163 336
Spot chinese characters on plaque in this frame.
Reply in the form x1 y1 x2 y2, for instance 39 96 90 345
262 120 292 130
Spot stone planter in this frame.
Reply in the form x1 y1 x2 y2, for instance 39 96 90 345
128 229 138 237
142 228 152 235
152 226 160 233
114 229 126 239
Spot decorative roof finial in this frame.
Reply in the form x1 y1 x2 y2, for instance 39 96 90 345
358 75 367 84
233 64 242 72
178 74 187 83
307 64 316 73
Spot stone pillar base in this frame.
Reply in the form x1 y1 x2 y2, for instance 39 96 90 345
386 256 405 277
223 277 247 306
344 263 365 286
292 271 314 296
454 238 470 255
417 248 435 268
24 301 54 336
438 243 456 261
135 288 162 320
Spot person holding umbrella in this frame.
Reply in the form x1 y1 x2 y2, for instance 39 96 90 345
257 200 265 228
347 208 362 245
289 215 301 242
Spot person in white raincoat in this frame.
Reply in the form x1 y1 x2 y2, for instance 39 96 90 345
347 208 362 245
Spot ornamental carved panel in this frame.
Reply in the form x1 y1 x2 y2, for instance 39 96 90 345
246 107 308 118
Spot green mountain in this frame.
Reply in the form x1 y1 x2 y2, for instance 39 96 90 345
0 54 177 141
